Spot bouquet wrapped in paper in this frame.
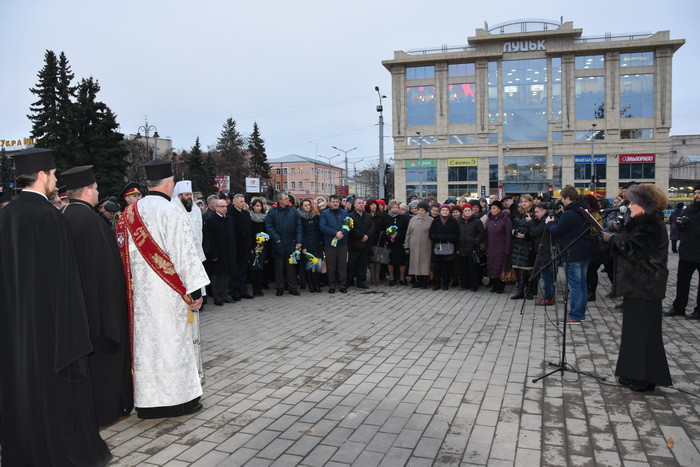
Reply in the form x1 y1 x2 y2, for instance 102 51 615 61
288 247 302 264
304 252 322 272
331 216 354 247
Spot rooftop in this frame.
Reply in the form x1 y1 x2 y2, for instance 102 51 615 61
268 154 342 169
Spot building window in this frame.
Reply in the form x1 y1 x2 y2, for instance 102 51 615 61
406 185 437 199
621 129 654 139
298 181 303 190
552 131 563 142
488 134 499 143
275 182 280 190
575 55 604 69
574 156 607 180
553 156 563 187
405 167 438 183
406 66 435 80
489 157 499 191
406 86 436 126
448 63 475 77
448 184 478 197
283 168 288 175
449 83 477 124
275 168 281 175
502 58 548 142
449 134 477 144
407 135 436 145
576 130 605 141
575 76 605 120
291 168 295 175
551 57 562 121
575 182 606 196
619 163 655 179
488 61 498 123
290 182 295 189
284 182 288 189
298 167 303 175
620 52 653 67
448 166 478 182
310 182 314 189
620 74 654 118
504 156 548 181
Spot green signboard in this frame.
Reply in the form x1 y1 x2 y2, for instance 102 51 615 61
405 159 437 168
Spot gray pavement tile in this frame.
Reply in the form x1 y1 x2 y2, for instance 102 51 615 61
300 444 337 466
175 440 219 463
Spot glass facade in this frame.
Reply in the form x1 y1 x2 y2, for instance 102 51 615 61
406 185 437 199
407 135 436 145
406 66 435 80
448 63 475 77
576 130 605 141
449 83 476 124
619 163 655 179
575 55 604 69
575 163 607 180
620 74 654 118
552 131 563 142
488 61 498 123
575 76 605 119
406 86 436 126
552 156 563 187
620 52 653 67
449 134 477 144
621 129 654 139
502 59 548 142
489 157 498 191
551 57 562 121
406 167 437 183
504 156 548 181
448 166 478 181
448 184 478 197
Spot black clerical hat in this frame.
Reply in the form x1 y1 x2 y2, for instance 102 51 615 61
143 159 173 181
58 186 68 200
104 201 120 213
11 148 55 174
120 182 142 199
61 165 96 190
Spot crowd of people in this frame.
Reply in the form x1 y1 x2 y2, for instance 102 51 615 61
0 148 694 465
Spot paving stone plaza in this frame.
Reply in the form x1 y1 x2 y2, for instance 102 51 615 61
102 252 700 466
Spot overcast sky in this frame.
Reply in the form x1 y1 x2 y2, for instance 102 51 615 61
2 0 698 170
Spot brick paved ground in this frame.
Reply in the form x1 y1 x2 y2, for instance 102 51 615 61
102 252 700 466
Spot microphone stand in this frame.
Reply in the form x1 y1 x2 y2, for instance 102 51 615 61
532 218 606 384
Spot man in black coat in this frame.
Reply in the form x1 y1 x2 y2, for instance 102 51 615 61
667 185 700 319
203 198 237 305
0 150 111 465
228 193 253 300
60 165 134 427
347 197 376 288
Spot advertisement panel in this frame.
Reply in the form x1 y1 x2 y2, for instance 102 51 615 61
619 154 655 163
405 159 437 168
574 155 607 164
245 177 260 193
447 158 478 167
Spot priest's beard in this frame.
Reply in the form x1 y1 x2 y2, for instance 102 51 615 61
181 197 193 212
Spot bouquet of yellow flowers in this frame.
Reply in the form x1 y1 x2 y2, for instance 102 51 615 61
288 247 302 264
386 225 398 242
331 216 354 247
252 232 269 268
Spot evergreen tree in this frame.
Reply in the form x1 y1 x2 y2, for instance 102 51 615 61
0 147 13 190
185 137 215 196
27 50 79 172
214 117 246 193
72 77 129 197
247 122 271 180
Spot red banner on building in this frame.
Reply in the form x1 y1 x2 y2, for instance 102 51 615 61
619 154 655 163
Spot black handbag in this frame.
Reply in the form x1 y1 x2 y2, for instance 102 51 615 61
471 249 481 264
433 242 454 256
371 245 391 264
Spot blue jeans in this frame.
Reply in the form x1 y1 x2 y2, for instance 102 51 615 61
539 261 555 300
564 260 589 321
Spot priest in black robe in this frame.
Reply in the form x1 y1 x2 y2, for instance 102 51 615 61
61 165 134 426
0 149 111 466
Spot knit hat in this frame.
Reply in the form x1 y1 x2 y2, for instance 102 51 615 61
462 203 473 210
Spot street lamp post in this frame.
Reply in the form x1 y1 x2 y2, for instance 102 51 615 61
351 158 364 197
135 117 159 160
375 86 387 200
588 124 600 194
319 153 341 197
332 146 357 186
416 131 424 200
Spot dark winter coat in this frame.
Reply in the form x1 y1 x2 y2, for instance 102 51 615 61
369 212 383 246
265 205 303 258
485 210 513 278
457 215 484 256
546 199 592 263
669 205 684 241
610 212 668 300
429 217 459 259
511 210 536 268
203 213 237 274
677 202 700 262
379 212 410 265
229 206 252 265
348 210 376 252
532 216 554 264
319 207 350 246
300 212 324 257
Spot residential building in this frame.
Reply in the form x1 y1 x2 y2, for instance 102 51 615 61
268 154 345 200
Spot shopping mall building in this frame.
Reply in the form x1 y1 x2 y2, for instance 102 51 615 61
382 19 685 200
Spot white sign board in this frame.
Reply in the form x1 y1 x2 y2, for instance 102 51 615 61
246 177 261 193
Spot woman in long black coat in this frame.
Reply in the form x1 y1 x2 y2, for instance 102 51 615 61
429 204 460 290
299 198 324 292
485 200 513 294
603 184 672 392
366 199 383 284
457 204 485 291
510 195 537 300
249 198 269 296
379 200 410 285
